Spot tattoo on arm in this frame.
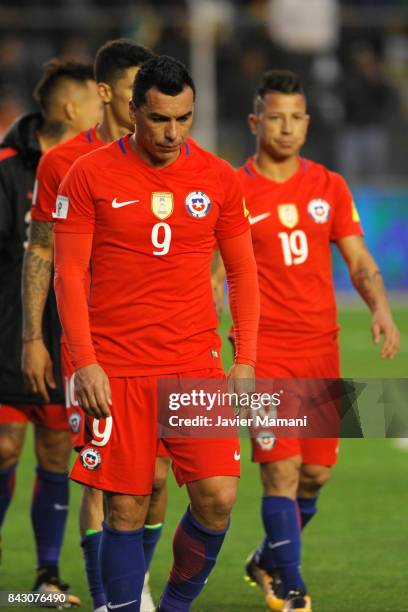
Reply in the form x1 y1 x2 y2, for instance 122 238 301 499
351 267 385 311
21 221 53 341
29 220 53 248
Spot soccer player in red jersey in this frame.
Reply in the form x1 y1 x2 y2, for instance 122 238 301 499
0 58 100 604
22 41 164 612
53 55 259 612
237 70 400 612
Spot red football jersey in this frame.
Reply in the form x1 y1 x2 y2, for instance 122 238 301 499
31 127 103 222
238 157 363 358
54 136 249 376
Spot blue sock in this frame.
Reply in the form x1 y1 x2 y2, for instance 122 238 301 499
0 464 17 530
100 522 144 611
297 497 318 530
31 467 69 567
81 531 106 610
159 507 229 611
260 496 306 596
143 523 163 572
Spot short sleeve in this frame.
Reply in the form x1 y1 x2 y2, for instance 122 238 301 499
330 173 364 242
31 152 61 222
53 159 95 234
215 161 249 241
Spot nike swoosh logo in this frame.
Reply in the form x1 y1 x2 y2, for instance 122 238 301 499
107 601 138 610
234 451 240 461
112 198 140 208
53 504 68 511
268 539 291 549
249 212 271 225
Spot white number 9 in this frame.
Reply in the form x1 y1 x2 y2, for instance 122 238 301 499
91 416 113 447
151 222 172 256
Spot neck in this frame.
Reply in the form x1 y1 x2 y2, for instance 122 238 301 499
129 133 181 169
254 150 300 182
36 120 74 153
96 110 131 143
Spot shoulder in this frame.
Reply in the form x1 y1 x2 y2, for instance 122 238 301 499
188 139 237 183
303 158 348 188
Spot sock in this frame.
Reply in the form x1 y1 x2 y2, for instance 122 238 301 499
143 523 163 572
31 466 69 568
100 522 144 611
0 464 17 529
260 496 306 596
297 496 318 530
159 507 229 611
81 530 106 610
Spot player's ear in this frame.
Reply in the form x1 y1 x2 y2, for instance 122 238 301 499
248 113 258 135
63 100 76 122
97 82 112 104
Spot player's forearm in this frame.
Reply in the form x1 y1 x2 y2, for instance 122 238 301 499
54 232 96 369
21 221 53 341
219 231 259 367
349 253 391 314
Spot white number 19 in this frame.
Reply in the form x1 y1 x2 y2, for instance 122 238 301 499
278 230 308 266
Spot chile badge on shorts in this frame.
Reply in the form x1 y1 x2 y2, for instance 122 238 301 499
80 447 101 470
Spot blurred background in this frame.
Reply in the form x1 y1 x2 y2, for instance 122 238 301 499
1 0 407 294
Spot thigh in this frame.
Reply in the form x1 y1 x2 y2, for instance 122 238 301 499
71 376 157 495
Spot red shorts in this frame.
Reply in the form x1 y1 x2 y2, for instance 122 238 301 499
70 368 240 495
62 344 170 458
0 403 68 430
252 346 340 466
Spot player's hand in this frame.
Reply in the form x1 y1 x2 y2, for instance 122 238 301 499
371 309 400 359
74 364 112 418
227 363 255 416
22 338 56 402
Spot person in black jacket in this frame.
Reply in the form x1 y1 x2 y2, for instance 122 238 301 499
0 58 101 604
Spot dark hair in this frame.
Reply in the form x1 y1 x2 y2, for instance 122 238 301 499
95 39 155 84
132 55 196 107
255 69 305 111
33 58 94 114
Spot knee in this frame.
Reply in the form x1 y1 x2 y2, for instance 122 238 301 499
105 493 149 531
0 438 21 468
36 430 71 472
261 457 301 497
194 485 237 523
151 476 167 499
299 465 331 495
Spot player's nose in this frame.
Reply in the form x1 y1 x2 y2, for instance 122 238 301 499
165 119 178 141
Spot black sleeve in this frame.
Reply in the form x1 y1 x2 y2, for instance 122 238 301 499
0 163 13 246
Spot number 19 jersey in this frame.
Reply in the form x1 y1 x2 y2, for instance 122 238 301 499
237 157 363 358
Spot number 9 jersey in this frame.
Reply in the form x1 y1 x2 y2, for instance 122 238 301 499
237 157 363 360
54 136 249 376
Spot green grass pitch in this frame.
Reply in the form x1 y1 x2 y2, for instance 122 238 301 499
1 306 407 611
